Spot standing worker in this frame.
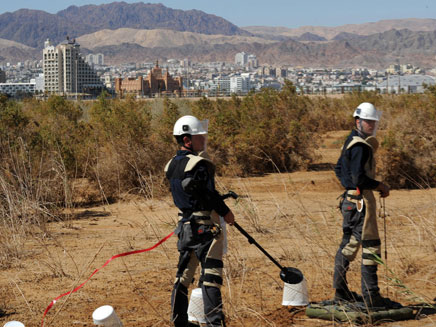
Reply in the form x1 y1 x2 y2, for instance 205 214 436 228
165 115 235 327
333 102 398 308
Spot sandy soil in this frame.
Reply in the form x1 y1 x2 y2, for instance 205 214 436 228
1 131 436 327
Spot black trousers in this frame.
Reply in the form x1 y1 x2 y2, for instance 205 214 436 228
333 198 379 298
171 222 225 327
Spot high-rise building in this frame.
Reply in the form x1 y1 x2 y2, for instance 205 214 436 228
247 55 258 69
235 52 248 66
43 38 103 95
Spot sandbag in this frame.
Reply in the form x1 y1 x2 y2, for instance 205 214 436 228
306 301 414 324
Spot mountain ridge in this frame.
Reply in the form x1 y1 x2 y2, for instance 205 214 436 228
77 28 436 68
243 18 436 40
0 2 249 48
0 3 435 68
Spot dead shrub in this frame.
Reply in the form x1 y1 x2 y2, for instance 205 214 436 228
193 82 319 175
88 94 170 199
377 93 436 188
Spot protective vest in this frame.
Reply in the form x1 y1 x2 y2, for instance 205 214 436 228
343 135 381 266
165 153 215 216
345 135 378 180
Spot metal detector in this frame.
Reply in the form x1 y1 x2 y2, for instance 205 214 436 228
222 191 304 284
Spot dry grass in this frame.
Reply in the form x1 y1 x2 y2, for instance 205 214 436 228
0 91 435 325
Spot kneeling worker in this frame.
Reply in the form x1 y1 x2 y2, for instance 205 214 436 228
333 102 397 308
165 115 234 327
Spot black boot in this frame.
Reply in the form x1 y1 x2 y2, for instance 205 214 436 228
364 292 402 309
334 288 363 303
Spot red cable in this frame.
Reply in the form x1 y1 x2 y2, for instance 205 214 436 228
41 231 174 327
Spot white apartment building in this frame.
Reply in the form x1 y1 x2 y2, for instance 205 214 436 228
230 75 251 94
209 76 231 95
43 38 103 95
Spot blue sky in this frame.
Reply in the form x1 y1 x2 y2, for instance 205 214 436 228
1 0 434 27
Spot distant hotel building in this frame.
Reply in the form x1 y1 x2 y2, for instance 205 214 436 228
115 61 183 97
43 38 104 95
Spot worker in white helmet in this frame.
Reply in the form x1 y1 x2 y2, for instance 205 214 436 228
165 115 234 327
333 102 400 308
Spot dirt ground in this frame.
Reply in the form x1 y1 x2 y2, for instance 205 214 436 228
1 130 436 327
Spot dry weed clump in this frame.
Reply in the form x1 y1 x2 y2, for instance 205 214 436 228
88 94 173 200
377 92 436 189
0 97 72 266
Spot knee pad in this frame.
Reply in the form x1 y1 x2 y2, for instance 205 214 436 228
341 235 360 261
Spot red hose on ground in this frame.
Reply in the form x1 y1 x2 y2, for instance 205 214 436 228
41 231 174 327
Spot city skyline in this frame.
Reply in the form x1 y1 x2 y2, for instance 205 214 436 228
1 0 434 28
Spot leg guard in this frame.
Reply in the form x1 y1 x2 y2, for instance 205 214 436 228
171 282 189 327
196 220 225 326
176 250 199 288
361 264 379 298
361 190 381 266
360 190 381 297
202 284 225 327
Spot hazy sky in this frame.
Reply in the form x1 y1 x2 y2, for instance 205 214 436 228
1 0 434 27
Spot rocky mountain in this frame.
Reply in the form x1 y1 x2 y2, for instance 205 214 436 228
244 18 436 40
332 32 366 41
76 28 274 49
0 5 436 69
295 32 327 42
84 28 436 68
3 27 436 68
0 2 249 48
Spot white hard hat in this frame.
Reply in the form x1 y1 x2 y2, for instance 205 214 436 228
353 102 381 121
173 115 208 136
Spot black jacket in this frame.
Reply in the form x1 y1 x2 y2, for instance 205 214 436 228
166 150 230 217
334 129 380 191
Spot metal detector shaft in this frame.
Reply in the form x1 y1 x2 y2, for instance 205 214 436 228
222 191 304 284
233 222 284 271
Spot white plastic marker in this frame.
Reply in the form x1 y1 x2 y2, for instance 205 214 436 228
3 322 25 327
92 305 123 327
282 278 309 306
